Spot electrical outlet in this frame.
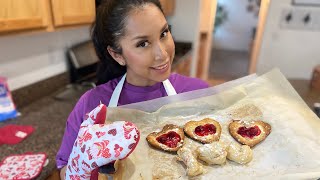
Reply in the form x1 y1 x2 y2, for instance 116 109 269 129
279 7 320 31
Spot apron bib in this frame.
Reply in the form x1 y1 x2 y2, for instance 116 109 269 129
108 73 177 107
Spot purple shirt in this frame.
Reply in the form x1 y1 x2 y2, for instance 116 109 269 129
56 73 208 169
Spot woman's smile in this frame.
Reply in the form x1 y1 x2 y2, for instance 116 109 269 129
151 61 170 73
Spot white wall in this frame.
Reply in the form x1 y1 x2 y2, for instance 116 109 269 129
167 0 200 42
257 0 320 79
0 26 91 90
213 0 258 51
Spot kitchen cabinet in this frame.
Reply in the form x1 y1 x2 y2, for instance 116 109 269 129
0 0 51 33
51 0 95 27
0 0 95 34
160 0 175 16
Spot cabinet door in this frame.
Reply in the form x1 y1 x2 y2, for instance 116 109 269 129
160 0 175 16
51 0 95 27
0 0 50 33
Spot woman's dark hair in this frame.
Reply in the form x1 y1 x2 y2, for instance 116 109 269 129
92 0 164 85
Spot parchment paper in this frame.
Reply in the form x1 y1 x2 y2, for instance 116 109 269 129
106 69 320 180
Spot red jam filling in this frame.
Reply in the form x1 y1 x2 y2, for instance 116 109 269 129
237 125 261 139
194 124 216 136
156 131 181 148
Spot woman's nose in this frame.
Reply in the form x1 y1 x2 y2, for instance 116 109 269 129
154 42 167 61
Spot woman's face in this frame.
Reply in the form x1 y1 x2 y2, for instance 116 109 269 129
117 3 175 87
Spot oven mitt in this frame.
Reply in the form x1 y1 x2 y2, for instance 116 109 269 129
0 153 47 180
65 104 140 179
0 125 34 145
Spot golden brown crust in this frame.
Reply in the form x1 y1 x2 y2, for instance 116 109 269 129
184 118 222 143
146 124 185 152
229 120 271 147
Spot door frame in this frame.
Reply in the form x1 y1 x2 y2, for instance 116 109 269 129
249 0 271 74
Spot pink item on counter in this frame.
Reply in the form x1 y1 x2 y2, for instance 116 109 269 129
0 153 47 180
0 125 34 145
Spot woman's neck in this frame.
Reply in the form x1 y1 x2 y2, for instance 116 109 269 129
126 72 158 87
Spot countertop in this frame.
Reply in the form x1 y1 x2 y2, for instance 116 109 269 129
0 86 87 179
0 79 318 179
289 79 320 110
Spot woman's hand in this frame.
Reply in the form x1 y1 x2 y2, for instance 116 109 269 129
65 104 140 179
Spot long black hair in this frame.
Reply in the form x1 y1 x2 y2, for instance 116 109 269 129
91 0 164 85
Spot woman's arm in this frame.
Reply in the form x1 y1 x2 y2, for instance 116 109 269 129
60 166 66 180
56 93 89 176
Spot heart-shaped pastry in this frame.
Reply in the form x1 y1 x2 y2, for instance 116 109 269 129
184 118 221 143
229 120 271 147
146 124 184 152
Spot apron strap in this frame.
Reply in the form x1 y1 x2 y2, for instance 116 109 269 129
162 79 177 96
108 73 177 107
108 73 127 107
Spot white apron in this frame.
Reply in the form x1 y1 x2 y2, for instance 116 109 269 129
108 73 177 107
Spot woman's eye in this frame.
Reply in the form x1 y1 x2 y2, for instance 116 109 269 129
161 28 169 38
137 41 150 48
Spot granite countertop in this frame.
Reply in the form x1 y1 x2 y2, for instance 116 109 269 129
0 86 87 179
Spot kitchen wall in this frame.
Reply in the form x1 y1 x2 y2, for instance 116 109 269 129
0 26 91 90
213 0 258 51
257 0 320 79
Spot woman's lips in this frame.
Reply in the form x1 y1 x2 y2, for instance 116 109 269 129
151 62 169 73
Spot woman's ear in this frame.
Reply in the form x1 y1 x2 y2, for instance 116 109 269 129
107 46 126 66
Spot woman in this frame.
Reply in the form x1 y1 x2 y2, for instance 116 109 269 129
56 0 209 179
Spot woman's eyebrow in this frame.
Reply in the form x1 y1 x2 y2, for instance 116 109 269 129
131 23 169 41
160 23 169 33
132 35 148 41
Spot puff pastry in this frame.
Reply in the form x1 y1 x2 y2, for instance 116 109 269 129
229 120 271 147
197 141 228 165
184 118 221 143
146 124 184 152
227 142 253 164
177 146 204 177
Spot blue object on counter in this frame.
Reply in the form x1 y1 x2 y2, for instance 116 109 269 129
0 77 18 122
0 110 18 122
